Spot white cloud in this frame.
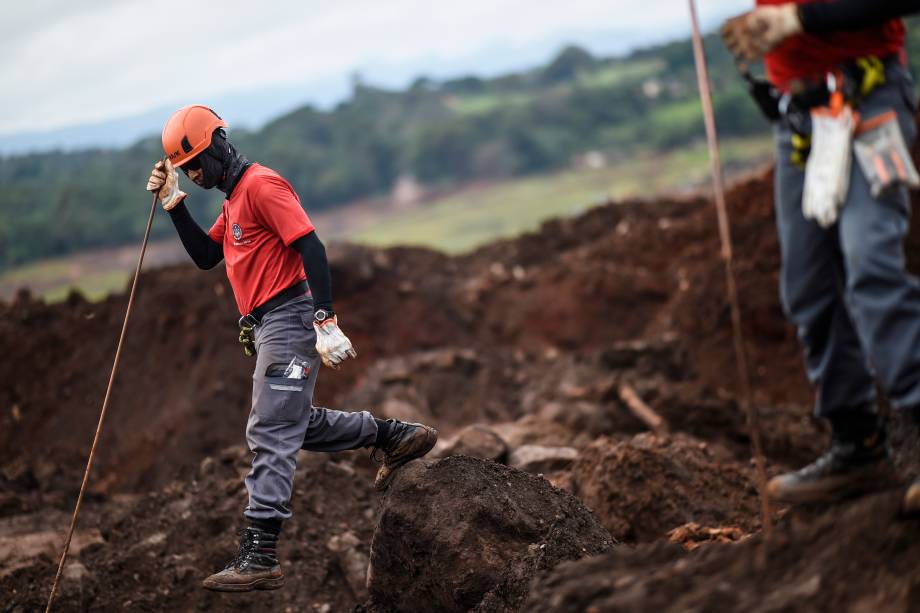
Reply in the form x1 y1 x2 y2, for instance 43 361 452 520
0 0 753 135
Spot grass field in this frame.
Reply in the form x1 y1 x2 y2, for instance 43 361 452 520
1 133 772 302
2 264 130 303
351 134 773 253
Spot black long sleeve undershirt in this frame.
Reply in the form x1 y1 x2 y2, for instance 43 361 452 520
167 201 224 270
291 232 333 312
799 0 920 34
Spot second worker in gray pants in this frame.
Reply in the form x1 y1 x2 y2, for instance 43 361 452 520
146 104 438 593
722 1 920 511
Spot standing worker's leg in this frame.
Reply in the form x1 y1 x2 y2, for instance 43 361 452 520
838 67 920 411
833 66 920 512
767 120 891 504
773 122 878 419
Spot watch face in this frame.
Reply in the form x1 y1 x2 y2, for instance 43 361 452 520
314 309 328 321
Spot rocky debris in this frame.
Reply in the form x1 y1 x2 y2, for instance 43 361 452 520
566 433 761 542
433 424 509 462
62 560 90 585
599 335 691 381
365 456 613 613
326 531 370 601
508 445 578 473
666 522 747 551
525 491 920 612
0 512 105 579
0 451 379 612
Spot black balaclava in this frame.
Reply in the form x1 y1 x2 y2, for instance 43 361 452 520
196 128 251 196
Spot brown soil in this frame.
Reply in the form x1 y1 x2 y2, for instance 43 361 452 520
566 433 762 542
523 490 920 612
3 124 920 611
365 456 613 613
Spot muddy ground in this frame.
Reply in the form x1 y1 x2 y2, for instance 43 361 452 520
4 137 920 610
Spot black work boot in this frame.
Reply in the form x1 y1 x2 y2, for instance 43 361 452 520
202 528 284 592
768 414 894 504
372 419 438 491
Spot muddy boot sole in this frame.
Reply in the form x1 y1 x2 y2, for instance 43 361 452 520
375 426 438 491
767 460 897 505
202 573 284 592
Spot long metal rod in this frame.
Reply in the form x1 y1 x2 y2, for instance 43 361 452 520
687 0 772 537
45 192 159 613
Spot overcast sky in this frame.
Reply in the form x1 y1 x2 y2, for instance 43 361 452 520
0 0 751 138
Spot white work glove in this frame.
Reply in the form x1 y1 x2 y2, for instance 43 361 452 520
314 316 357 368
146 159 187 211
721 3 802 61
802 104 857 228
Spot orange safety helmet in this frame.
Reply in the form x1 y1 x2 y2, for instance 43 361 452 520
161 105 228 167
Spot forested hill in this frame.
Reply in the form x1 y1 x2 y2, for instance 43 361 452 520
3 25 919 270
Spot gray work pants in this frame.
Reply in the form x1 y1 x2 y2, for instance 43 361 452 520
774 62 920 418
243 295 377 523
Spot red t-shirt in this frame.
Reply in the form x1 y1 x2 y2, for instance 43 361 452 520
208 164 315 315
759 0 905 91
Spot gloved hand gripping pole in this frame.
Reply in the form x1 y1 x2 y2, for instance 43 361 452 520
688 0 772 537
44 190 160 613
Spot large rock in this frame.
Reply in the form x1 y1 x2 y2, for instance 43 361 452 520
366 456 613 613
508 445 578 473
434 424 508 462
326 531 370 600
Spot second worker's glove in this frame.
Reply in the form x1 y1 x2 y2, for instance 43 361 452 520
146 159 187 210
314 316 357 369
721 3 802 61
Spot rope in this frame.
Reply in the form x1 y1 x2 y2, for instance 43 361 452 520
687 0 773 538
44 192 159 612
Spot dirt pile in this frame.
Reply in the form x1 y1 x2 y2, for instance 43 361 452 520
5 128 920 612
365 456 613 613
0 160 812 499
566 433 761 542
524 490 920 613
6 447 380 612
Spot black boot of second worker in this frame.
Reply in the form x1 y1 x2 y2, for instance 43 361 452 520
768 414 895 504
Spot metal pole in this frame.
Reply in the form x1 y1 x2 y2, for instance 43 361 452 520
687 0 773 537
45 192 159 612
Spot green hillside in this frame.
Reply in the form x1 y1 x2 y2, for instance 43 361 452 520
3 21 918 271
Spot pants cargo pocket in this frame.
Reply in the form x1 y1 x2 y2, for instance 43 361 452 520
255 376 307 423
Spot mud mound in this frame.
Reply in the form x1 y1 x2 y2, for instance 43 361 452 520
525 491 920 612
3 448 380 612
567 433 761 542
365 456 613 613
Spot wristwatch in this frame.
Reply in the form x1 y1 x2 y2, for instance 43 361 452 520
313 308 335 323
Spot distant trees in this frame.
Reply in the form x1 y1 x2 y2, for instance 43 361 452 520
0 33 793 270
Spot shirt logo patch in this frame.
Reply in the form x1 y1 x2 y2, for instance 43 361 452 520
232 223 243 240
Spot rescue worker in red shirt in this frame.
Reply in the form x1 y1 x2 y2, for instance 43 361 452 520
721 1 920 510
145 105 438 592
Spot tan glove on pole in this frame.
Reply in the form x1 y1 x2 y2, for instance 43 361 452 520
721 3 802 61
146 159 187 210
